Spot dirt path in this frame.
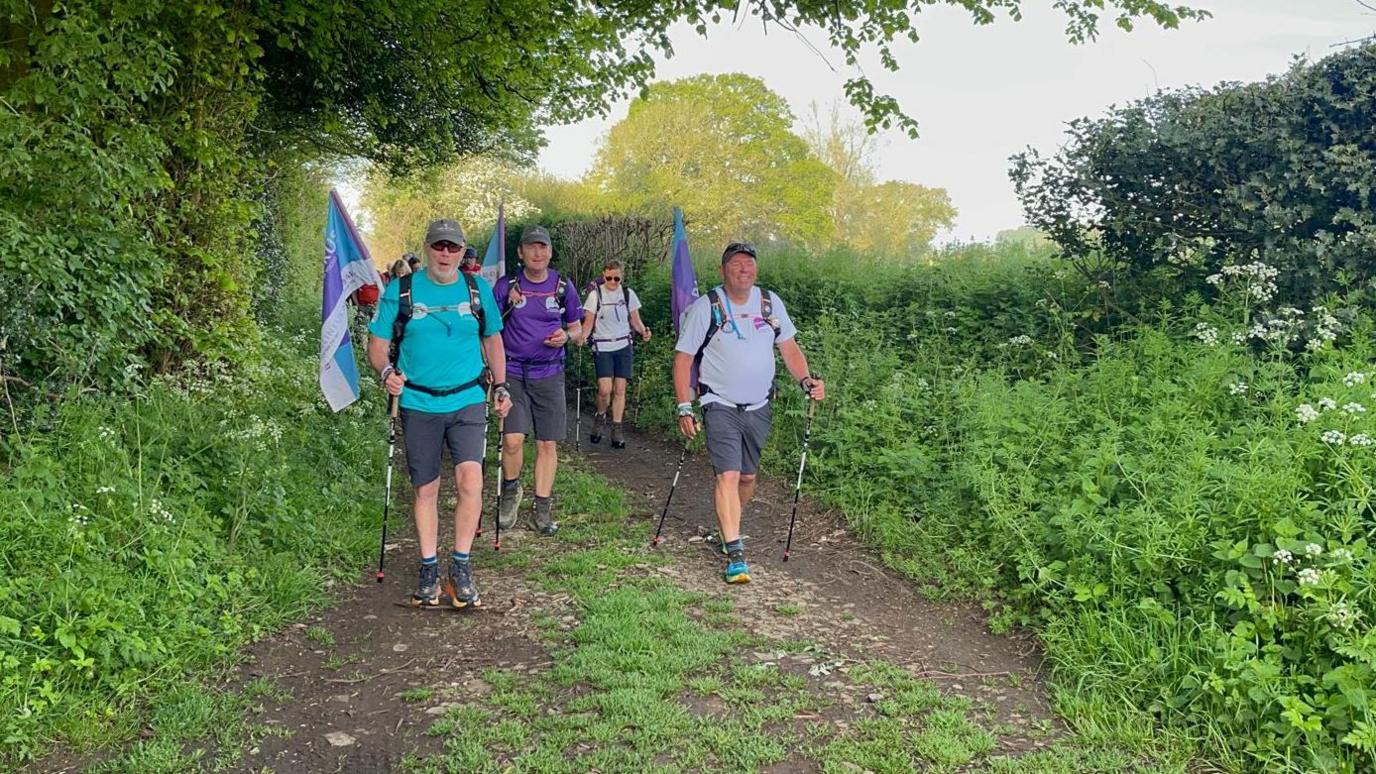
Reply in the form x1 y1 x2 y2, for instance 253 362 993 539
47 410 1064 774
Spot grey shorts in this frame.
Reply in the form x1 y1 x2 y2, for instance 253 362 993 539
504 372 566 442
702 402 773 476
402 403 487 486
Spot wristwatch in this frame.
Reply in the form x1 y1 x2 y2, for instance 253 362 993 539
676 402 694 418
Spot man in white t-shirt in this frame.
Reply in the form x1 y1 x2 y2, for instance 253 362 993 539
671 242 825 584
580 259 651 448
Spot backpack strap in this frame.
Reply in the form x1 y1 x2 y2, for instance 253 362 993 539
693 288 731 396
388 272 414 365
758 288 781 339
463 271 487 338
508 271 568 316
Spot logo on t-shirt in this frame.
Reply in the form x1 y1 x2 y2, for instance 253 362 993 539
544 296 560 313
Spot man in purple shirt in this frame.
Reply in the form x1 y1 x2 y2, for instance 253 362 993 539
494 225 584 535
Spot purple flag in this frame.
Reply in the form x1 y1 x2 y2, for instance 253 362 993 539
669 207 698 334
320 188 380 411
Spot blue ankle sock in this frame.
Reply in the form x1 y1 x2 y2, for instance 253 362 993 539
502 477 520 490
451 551 469 564
724 539 744 555
421 555 438 566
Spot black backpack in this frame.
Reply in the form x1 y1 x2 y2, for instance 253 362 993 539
388 272 490 397
694 287 781 399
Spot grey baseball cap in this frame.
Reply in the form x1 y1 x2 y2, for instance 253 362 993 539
520 225 551 246
721 242 757 263
424 218 465 246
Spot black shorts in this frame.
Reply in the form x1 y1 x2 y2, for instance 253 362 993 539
592 346 633 380
401 403 486 486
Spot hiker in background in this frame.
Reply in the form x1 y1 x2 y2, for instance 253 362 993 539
352 276 381 325
367 219 510 608
493 225 584 536
390 257 412 280
579 259 650 448
672 242 825 584
407 253 422 274
460 246 482 276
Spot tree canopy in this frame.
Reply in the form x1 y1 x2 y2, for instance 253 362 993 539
0 0 1206 397
591 74 839 249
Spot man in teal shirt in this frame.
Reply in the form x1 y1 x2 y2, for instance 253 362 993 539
368 218 510 609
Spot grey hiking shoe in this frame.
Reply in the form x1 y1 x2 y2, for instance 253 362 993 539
529 496 559 536
444 559 481 609
498 479 522 530
610 422 626 449
410 562 441 607
590 412 608 444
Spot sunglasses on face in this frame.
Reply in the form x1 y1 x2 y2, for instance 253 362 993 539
431 242 463 253
603 275 622 283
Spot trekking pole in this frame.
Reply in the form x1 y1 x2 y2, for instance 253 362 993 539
574 344 583 452
376 395 400 582
631 341 644 427
651 440 691 548
783 396 818 562
476 381 491 539
493 410 505 552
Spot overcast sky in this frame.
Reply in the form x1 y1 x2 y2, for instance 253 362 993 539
535 0 1370 243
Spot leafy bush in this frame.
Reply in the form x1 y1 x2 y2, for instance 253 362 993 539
0 331 383 764
626 239 1376 769
1012 43 1376 310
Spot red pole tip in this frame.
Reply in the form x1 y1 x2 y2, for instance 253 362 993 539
782 552 791 562
376 571 385 582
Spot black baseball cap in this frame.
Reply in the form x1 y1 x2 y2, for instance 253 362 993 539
721 242 757 263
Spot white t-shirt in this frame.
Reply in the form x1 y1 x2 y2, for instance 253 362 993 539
584 285 641 353
674 286 797 409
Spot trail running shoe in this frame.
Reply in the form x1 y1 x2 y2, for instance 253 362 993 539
590 412 608 445
444 560 482 609
724 551 751 584
530 497 559 536
610 422 626 449
410 562 441 607
498 479 523 530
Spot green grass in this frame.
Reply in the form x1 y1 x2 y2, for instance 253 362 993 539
1 331 385 766
306 625 336 649
405 460 1043 774
400 687 436 702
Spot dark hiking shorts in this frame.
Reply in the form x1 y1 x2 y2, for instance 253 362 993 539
592 346 633 380
702 402 773 476
402 403 486 486
505 372 566 442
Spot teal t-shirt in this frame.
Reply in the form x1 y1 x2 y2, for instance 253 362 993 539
369 272 503 413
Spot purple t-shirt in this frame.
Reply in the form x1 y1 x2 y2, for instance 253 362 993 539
495 270 583 379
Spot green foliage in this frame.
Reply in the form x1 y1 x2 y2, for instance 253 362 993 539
2 0 1203 400
1012 43 1376 308
0 331 383 764
592 74 839 250
802 103 957 257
